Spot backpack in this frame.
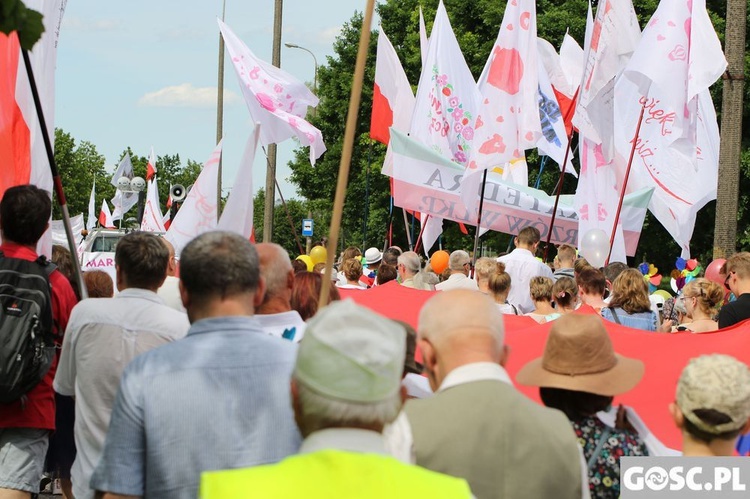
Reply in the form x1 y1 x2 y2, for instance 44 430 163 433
0 251 56 404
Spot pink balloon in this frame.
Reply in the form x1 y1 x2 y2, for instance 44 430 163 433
705 258 726 285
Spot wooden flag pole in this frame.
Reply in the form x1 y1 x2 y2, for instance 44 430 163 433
605 104 646 266
543 87 580 263
318 0 376 306
471 170 489 268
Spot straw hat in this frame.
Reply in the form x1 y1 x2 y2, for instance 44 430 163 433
516 314 644 396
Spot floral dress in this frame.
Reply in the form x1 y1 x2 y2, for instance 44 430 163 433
572 416 649 499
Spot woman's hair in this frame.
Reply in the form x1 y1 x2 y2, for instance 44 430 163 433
540 387 614 421
529 276 554 302
341 246 362 263
574 257 592 274
551 276 578 309
52 244 80 299
682 278 724 316
577 267 606 296
342 258 363 282
83 270 114 298
312 262 326 274
292 259 309 274
474 257 498 284
376 264 398 285
609 268 652 314
291 272 341 321
488 262 511 298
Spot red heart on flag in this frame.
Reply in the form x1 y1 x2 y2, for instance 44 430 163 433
479 134 507 155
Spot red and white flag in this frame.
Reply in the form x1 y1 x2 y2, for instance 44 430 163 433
99 200 115 229
165 141 223 255
0 0 65 253
219 19 325 165
140 177 166 233
218 128 261 240
145 147 157 181
473 0 541 179
370 28 415 145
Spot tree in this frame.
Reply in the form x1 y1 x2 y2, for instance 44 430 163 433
286 0 749 274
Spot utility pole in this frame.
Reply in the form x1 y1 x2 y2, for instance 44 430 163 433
713 0 746 258
216 0 226 220
263 0 283 242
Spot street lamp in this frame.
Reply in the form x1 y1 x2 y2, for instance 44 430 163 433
284 43 318 104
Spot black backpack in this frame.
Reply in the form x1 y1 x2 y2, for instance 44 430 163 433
0 251 56 404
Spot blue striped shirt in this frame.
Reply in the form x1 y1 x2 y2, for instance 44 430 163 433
90 316 302 499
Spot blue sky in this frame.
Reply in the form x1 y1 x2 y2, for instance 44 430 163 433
55 0 364 202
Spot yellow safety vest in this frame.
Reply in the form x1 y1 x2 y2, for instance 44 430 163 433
201 449 472 498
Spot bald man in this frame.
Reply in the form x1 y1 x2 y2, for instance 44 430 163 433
384 290 588 499
255 243 306 342
157 238 184 311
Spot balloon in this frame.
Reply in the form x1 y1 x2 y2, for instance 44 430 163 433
430 250 450 274
309 245 328 265
675 257 686 271
579 229 610 268
653 289 672 300
296 255 313 272
686 259 698 271
638 262 650 275
705 258 726 285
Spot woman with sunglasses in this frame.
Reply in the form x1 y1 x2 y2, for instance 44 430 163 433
669 278 724 333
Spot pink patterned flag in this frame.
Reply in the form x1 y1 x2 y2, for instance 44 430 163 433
473 0 541 176
613 0 725 258
218 19 325 165
410 0 482 251
164 141 223 254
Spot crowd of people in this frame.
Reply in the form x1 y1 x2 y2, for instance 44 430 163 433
2 185 750 499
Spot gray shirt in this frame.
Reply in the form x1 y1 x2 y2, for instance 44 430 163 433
90 315 302 499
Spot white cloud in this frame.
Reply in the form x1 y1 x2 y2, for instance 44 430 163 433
317 26 341 44
137 84 241 108
62 17 121 32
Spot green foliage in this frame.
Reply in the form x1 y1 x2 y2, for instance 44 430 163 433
0 0 44 50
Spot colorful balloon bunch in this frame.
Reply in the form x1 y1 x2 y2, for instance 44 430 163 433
638 262 662 294
670 257 701 293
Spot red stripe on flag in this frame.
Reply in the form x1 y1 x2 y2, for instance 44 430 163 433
552 87 575 136
0 32 32 201
146 162 156 181
458 223 469 235
370 83 393 144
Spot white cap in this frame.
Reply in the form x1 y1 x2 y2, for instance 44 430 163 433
294 299 406 403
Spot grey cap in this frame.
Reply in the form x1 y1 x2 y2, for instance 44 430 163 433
294 299 406 403
676 354 750 434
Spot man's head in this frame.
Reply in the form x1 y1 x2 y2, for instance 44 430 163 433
671 354 750 451
397 251 421 280
555 244 577 269
383 246 402 266
0 185 52 247
292 300 406 437
514 226 541 251
603 261 628 286
179 231 264 321
722 252 750 296
162 238 178 277
418 290 507 391
448 250 471 275
577 267 607 301
256 243 294 314
114 232 170 292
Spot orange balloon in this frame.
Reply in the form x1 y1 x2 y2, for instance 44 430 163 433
430 250 450 274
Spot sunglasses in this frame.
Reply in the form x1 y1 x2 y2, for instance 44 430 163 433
724 272 734 292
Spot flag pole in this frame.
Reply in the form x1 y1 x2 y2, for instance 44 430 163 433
471 170 489 268
605 104 646 266
402 209 413 250
413 214 430 255
318 0 376 306
216 0 227 220
543 87 580 263
21 49 88 300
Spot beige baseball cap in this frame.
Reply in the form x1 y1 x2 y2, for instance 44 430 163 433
676 354 750 434
294 299 406 403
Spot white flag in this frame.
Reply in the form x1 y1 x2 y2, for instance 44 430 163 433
165 141 223 255
110 153 138 220
218 129 261 239
140 178 166 233
473 0 541 180
559 33 585 97
410 0 482 250
419 6 429 71
219 19 325 165
86 180 96 230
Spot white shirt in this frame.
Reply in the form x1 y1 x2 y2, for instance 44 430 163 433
300 428 388 455
255 310 307 343
157 275 184 312
53 289 190 499
498 248 555 314
403 373 433 399
383 362 591 499
435 273 479 291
